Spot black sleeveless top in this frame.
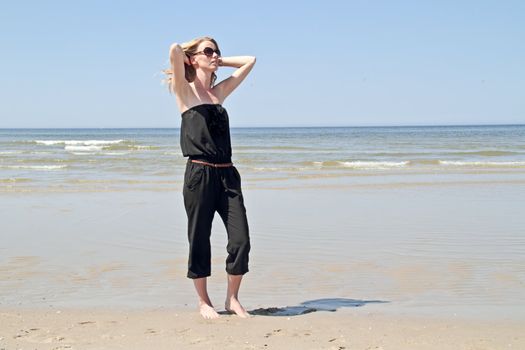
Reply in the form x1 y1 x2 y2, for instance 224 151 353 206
180 104 232 163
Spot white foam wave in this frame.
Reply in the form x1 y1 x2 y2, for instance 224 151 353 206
311 161 409 169
340 161 409 169
6 165 67 170
439 161 525 167
251 161 410 171
252 167 285 171
35 139 125 146
65 145 104 152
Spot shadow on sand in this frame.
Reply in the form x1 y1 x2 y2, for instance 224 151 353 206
246 298 389 317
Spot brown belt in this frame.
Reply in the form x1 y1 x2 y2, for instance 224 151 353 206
190 159 233 168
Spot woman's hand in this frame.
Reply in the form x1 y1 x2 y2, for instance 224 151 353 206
217 56 255 68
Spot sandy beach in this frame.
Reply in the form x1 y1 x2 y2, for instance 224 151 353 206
2 307 523 350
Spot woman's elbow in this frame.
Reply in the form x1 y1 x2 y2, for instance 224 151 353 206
169 43 182 54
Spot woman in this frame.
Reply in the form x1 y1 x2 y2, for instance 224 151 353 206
166 36 256 319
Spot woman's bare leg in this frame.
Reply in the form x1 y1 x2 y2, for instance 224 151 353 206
193 277 219 319
225 274 250 318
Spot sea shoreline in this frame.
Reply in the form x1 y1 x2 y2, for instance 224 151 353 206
1 126 524 348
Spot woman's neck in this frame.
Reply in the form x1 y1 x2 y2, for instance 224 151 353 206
193 70 212 90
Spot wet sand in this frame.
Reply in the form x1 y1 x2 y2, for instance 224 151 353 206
1 182 524 348
2 184 524 312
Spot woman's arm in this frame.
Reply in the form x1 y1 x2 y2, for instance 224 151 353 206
219 56 255 68
214 56 256 102
169 43 191 95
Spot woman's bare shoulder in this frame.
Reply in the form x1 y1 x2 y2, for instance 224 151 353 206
177 92 223 114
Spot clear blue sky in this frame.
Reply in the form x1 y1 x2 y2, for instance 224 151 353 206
1 0 524 128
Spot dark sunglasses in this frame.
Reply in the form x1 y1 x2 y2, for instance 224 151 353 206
194 47 221 57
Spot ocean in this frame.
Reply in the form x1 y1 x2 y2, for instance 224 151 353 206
1 125 525 192
1 125 524 318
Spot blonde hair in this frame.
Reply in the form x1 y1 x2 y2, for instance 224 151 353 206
163 36 220 93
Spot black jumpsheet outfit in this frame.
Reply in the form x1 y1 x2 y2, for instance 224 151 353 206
180 103 250 279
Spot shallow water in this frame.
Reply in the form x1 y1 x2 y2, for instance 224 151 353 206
1 184 524 320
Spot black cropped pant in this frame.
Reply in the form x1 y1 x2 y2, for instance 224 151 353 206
183 160 250 279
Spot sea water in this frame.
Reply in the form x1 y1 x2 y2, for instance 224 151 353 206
1 125 525 192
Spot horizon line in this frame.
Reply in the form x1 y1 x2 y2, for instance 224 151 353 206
1 123 525 129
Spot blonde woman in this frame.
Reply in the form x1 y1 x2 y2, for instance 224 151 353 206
167 36 256 319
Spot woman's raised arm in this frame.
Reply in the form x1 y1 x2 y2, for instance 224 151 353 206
169 43 191 95
214 56 256 101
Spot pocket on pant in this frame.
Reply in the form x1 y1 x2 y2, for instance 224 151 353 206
232 167 242 186
223 167 242 196
232 167 243 195
185 165 204 191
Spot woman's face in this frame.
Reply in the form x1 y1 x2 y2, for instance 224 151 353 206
192 40 220 72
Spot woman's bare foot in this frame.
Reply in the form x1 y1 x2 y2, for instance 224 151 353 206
193 277 219 319
225 297 250 318
199 301 220 319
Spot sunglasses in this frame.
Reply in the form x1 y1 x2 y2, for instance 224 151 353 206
194 47 221 57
